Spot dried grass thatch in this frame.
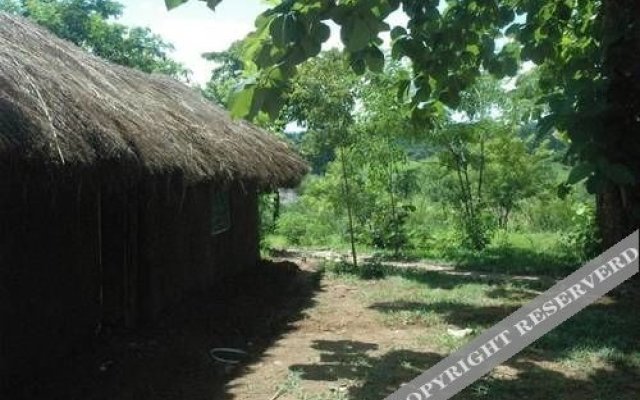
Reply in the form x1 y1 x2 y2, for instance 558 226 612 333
0 13 307 187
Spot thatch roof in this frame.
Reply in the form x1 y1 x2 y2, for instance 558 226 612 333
0 13 307 187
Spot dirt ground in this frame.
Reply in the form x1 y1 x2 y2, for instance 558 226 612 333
223 269 431 400
4 256 637 400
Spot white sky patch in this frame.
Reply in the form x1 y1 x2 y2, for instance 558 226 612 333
502 61 537 91
117 0 267 85
116 0 411 82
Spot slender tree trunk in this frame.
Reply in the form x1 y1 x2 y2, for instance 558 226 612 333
273 190 281 223
462 162 475 220
598 0 640 249
477 133 485 201
340 147 358 267
387 145 400 257
449 143 472 222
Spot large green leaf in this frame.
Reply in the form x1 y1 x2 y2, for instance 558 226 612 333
165 0 222 11
229 84 256 119
205 0 223 10
567 163 594 185
165 0 188 10
365 47 385 73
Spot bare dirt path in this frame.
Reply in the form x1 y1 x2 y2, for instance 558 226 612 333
223 259 440 400
221 255 639 400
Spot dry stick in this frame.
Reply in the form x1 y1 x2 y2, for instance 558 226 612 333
270 389 284 400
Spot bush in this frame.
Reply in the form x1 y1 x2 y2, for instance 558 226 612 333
560 202 601 262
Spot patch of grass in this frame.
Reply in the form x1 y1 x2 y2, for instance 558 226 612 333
276 371 350 400
440 231 579 277
320 261 388 280
263 234 289 250
325 262 639 399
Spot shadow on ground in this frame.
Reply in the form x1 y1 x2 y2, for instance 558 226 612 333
370 301 520 328
340 262 556 293
369 279 640 362
290 340 443 398
3 260 321 400
288 335 639 400
359 289 640 399
448 245 578 277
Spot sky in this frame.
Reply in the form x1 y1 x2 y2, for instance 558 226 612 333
117 0 269 84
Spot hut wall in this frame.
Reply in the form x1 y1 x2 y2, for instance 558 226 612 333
0 174 261 387
0 177 101 387
136 179 260 321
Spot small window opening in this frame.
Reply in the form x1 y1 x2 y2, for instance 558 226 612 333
211 189 231 235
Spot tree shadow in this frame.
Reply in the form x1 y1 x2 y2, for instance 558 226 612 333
369 301 519 329
369 291 639 360
449 245 577 278
459 356 640 400
289 339 443 399
286 334 639 400
485 285 541 301
371 264 556 293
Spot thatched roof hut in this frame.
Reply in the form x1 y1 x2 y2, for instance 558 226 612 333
0 14 308 390
0 12 307 187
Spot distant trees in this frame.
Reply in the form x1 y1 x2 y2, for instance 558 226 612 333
168 0 640 251
215 49 565 255
1 0 188 79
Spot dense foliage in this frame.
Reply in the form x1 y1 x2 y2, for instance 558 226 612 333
171 0 639 250
204 48 599 263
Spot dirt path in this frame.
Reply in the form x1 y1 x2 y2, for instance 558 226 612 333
223 261 436 400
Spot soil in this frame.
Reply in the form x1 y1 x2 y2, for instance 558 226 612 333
222 269 431 400
4 255 636 400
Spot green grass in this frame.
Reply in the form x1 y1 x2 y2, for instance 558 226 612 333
275 371 350 400
413 231 580 277
266 230 581 278
313 262 640 400
270 224 637 399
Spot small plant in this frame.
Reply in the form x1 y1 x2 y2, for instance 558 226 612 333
275 371 350 400
321 261 386 280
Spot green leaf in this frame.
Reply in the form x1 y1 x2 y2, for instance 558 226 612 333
390 26 406 41
351 57 366 75
229 85 256 118
165 0 188 10
269 15 288 47
342 18 371 52
301 36 322 58
262 89 285 119
365 47 385 72
205 0 223 10
585 174 607 194
311 22 331 43
567 163 594 185
397 79 411 102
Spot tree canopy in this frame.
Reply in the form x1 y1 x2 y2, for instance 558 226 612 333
169 0 639 246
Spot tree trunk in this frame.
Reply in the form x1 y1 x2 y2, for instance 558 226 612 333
273 190 281 223
340 147 358 267
598 0 640 249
